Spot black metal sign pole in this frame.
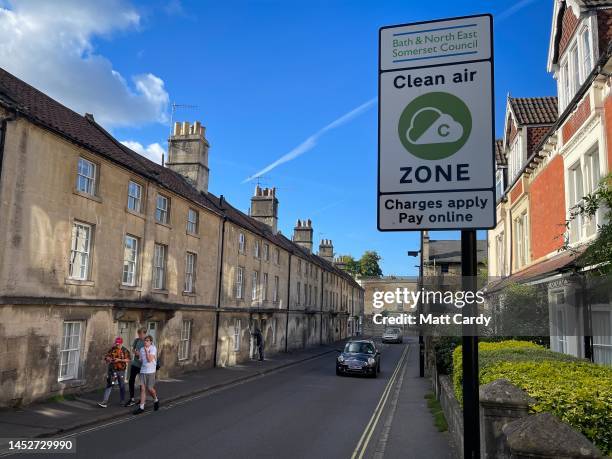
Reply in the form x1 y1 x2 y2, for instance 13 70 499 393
461 229 480 459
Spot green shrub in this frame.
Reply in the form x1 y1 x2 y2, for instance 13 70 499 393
433 336 461 375
452 340 612 455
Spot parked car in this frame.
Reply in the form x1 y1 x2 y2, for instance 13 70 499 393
336 340 381 378
382 327 403 344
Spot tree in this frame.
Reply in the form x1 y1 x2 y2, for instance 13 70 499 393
337 255 361 277
563 173 612 273
359 251 383 277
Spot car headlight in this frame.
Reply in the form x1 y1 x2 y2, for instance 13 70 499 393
368 357 376 366
338 355 344 363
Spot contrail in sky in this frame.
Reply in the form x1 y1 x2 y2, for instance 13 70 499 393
242 98 377 183
496 0 538 23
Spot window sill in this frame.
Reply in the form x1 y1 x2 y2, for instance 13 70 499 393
182 291 197 297
126 208 145 220
155 221 172 229
73 190 102 203
151 289 169 295
54 378 86 389
65 278 95 287
186 231 200 239
119 284 142 292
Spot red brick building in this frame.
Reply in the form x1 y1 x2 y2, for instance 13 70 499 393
488 0 612 365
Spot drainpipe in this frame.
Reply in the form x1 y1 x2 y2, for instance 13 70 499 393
285 253 292 352
319 267 324 345
0 114 17 190
212 207 227 368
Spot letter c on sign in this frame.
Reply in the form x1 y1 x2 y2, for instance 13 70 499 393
438 123 450 137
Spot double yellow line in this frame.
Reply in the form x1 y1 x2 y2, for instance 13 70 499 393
350 344 411 459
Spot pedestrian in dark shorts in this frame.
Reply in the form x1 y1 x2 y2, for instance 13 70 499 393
124 327 146 407
133 335 159 414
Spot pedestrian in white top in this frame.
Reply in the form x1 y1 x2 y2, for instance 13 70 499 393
133 335 159 414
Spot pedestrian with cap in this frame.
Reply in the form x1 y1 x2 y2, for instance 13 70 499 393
98 337 130 408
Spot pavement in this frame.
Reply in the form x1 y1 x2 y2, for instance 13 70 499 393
0 337 454 458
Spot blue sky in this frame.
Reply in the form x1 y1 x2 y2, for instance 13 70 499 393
0 0 557 275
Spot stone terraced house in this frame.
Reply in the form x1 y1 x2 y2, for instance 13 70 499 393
0 67 364 407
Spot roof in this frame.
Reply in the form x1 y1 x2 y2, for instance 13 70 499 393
582 0 612 8
509 97 558 125
0 66 360 288
485 249 583 294
495 139 506 166
427 240 487 264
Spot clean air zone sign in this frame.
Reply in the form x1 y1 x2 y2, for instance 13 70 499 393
378 14 495 231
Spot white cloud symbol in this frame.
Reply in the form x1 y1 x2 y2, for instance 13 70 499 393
407 108 464 145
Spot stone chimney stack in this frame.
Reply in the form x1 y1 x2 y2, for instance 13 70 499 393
250 185 279 232
319 239 334 262
293 219 313 252
422 230 430 264
166 121 210 193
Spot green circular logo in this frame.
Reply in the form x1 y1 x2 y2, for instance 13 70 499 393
397 92 472 160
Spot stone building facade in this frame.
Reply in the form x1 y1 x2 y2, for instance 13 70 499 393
0 68 364 407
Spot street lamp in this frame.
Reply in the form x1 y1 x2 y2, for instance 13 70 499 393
407 245 425 378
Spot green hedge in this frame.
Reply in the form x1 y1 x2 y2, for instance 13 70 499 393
452 340 612 455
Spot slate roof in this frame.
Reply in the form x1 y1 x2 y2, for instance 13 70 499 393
0 67 359 287
509 97 558 125
582 0 612 8
495 139 506 166
428 240 487 264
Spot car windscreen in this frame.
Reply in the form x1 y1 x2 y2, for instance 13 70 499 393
385 328 400 334
345 342 375 354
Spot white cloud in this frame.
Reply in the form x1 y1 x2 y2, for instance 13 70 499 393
0 0 169 127
243 98 377 183
121 140 165 164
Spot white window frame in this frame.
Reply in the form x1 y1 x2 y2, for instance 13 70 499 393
156 194 170 224
262 273 268 301
263 243 269 261
592 308 612 366
514 212 529 269
495 169 504 201
76 157 97 196
178 320 192 361
152 243 167 290
251 271 259 301
233 319 241 351
184 252 196 293
254 240 260 259
58 321 83 381
495 232 505 277
239 233 246 254
235 267 244 299
69 222 92 280
127 180 142 213
580 26 592 83
187 208 199 234
122 235 139 286
273 275 279 302
297 282 301 305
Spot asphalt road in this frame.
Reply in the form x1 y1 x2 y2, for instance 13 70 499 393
14 338 451 459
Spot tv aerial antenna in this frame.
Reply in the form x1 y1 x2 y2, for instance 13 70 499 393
165 102 199 166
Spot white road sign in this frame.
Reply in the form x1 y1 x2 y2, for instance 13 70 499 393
378 14 495 231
